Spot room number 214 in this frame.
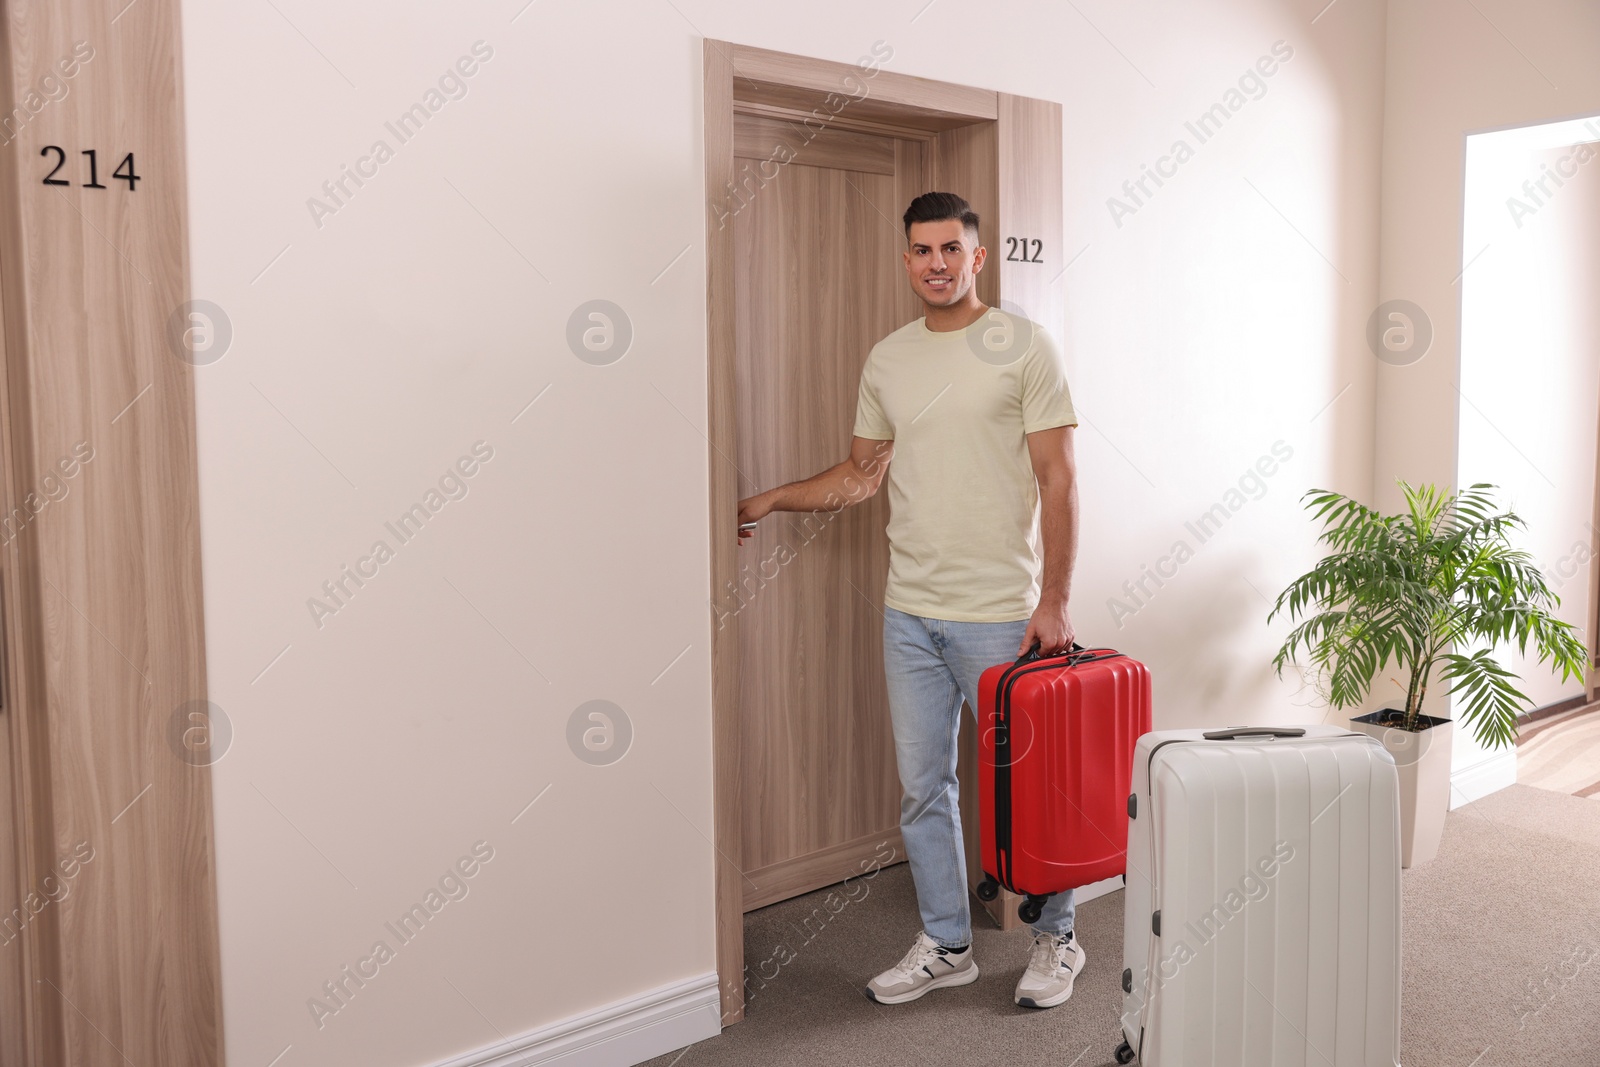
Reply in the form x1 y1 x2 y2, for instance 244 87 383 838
40 147 140 191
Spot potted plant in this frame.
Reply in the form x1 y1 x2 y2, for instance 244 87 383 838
1269 481 1587 867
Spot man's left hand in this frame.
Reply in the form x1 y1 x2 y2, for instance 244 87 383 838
1019 597 1074 657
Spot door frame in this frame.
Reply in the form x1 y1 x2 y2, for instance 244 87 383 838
1589 399 1600 702
703 39 1062 1024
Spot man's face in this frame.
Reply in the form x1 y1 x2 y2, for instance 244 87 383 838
903 219 985 308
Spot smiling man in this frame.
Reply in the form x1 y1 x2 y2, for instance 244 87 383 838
736 191 1085 1009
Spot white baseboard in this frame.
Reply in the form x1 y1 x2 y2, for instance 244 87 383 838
430 972 720 1067
1449 748 1517 810
1073 874 1123 905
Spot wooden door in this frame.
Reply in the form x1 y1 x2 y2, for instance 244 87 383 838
730 117 925 909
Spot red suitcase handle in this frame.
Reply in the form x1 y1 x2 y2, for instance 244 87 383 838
1015 639 1122 668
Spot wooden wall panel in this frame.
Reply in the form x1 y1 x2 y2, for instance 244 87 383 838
931 121 1000 309
0 592 34 1067
997 94 1065 343
894 138 931 324
0 1 223 1064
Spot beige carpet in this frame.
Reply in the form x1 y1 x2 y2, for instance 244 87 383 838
1518 703 1600 799
646 784 1600 1067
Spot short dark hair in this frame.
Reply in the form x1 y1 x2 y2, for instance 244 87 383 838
902 192 979 241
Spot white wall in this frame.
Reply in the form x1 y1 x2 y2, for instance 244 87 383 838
1375 0 1600 792
1065 3 1386 728
177 2 1388 1065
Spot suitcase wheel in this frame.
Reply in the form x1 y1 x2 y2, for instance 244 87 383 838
1114 1038 1136 1064
1017 896 1045 924
975 877 1000 902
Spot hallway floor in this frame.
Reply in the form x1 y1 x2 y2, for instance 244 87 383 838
1518 702 1600 799
647 784 1600 1067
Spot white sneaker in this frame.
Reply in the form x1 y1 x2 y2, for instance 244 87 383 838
864 932 979 1004
1014 930 1086 1008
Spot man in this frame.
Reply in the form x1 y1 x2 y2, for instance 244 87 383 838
736 192 1083 1008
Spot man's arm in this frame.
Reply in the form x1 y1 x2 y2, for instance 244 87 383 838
1019 424 1079 654
737 436 894 543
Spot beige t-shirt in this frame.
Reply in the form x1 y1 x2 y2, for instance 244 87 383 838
852 310 1078 623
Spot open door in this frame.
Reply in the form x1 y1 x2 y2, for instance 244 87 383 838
705 41 1064 1023
729 118 920 912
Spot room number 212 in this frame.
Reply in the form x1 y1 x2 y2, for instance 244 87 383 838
1005 237 1043 262
40 147 140 191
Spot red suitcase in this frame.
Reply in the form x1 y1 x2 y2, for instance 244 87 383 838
975 642 1152 922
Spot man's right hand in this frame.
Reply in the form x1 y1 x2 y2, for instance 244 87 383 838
737 493 771 545
733 438 891 547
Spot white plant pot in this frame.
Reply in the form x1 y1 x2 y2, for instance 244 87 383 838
1350 710 1453 868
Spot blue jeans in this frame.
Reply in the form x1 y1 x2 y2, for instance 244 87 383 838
881 606 1076 948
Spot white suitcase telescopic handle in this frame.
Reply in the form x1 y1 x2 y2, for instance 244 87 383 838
1201 726 1306 741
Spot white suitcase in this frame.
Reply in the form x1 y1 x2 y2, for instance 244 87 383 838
1116 726 1401 1067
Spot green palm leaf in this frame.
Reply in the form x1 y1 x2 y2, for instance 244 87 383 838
1271 481 1588 748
